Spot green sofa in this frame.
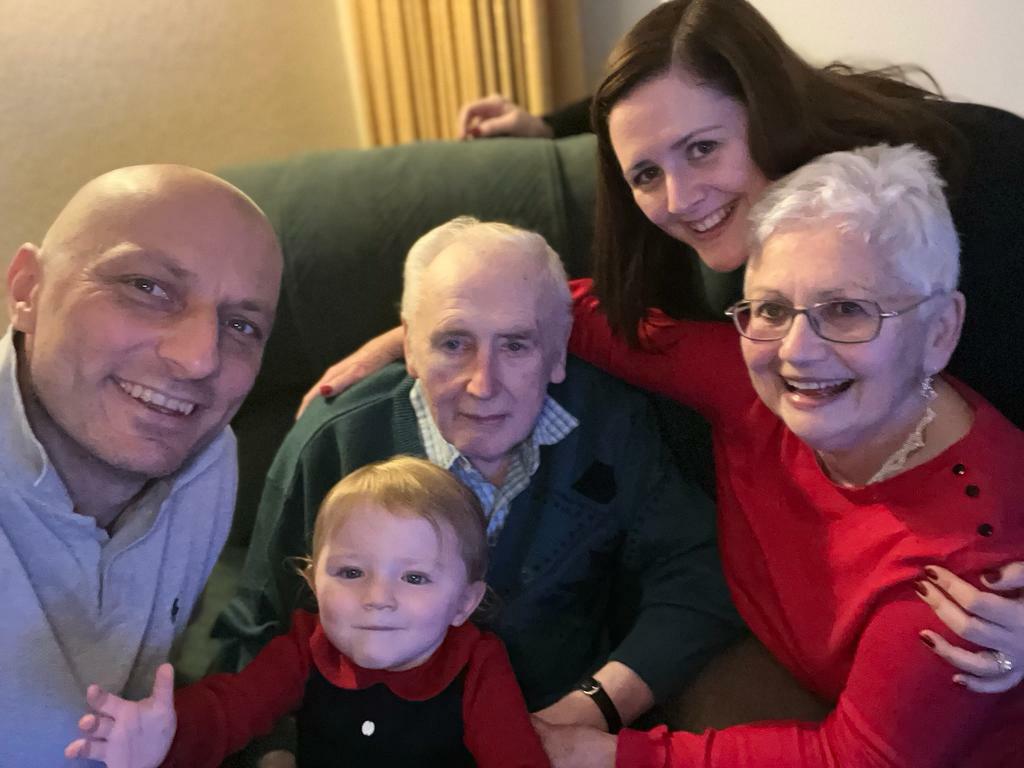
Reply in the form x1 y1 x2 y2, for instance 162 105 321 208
175 135 827 742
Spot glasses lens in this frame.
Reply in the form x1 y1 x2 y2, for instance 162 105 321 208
742 300 792 340
811 300 881 342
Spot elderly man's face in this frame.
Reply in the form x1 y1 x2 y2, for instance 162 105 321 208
741 224 956 458
7 169 282 480
404 239 566 484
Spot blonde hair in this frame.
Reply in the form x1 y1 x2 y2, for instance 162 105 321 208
303 456 488 586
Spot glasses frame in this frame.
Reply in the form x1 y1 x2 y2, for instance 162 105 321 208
724 294 942 344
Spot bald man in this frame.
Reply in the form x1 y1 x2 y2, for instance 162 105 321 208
0 165 282 765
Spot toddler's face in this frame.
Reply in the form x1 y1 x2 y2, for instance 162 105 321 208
314 502 484 670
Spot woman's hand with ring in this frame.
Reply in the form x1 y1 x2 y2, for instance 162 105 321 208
916 562 1024 692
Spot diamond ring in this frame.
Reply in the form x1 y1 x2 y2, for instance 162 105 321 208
992 651 1014 674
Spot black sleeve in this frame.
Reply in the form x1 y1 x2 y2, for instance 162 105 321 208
541 97 594 138
941 101 1024 428
606 395 745 703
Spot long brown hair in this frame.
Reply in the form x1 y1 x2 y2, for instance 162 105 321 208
591 0 967 344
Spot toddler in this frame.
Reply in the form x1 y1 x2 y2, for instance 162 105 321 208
65 456 549 768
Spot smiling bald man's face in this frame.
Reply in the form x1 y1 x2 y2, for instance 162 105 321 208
7 165 282 480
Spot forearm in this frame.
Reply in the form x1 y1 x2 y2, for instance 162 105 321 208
568 279 747 417
166 615 312 767
534 662 653 731
541 97 593 138
619 597 1016 768
612 431 744 704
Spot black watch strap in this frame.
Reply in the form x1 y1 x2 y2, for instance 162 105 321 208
578 677 622 733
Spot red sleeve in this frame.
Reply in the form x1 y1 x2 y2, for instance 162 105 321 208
568 278 751 422
162 610 316 768
617 594 1018 768
461 631 551 768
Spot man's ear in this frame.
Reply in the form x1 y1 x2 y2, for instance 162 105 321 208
450 580 487 627
549 347 567 384
402 319 419 378
7 244 42 334
924 290 965 375
547 321 570 385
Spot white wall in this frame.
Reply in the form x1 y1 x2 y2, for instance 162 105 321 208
579 0 1024 116
580 0 660 88
753 0 1024 116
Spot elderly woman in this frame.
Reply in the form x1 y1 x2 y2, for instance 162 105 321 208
551 143 1024 766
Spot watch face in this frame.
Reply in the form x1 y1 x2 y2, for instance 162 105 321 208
579 678 601 695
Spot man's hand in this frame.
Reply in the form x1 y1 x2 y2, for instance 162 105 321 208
296 326 405 419
456 95 554 140
532 716 617 768
64 663 177 768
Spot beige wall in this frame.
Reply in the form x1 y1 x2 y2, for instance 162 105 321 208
0 0 364 296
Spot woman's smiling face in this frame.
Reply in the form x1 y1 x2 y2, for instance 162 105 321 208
608 69 770 273
740 225 945 458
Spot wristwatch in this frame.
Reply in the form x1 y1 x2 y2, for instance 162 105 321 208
578 677 623 733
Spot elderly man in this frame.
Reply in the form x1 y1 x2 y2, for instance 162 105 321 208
215 216 739 760
1 165 282 765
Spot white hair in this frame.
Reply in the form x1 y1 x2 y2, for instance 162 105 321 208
748 144 960 294
400 216 572 343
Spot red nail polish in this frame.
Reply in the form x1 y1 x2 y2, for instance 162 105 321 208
982 569 1002 584
319 385 332 396
924 567 939 581
920 633 935 648
914 581 929 597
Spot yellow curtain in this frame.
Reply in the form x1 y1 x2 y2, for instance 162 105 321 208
346 0 585 145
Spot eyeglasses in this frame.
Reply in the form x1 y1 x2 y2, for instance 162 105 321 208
724 295 941 344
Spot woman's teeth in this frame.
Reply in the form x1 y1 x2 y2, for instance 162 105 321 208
784 379 853 398
689 202 736 233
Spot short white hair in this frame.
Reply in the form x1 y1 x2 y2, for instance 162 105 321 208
400 216 572 342
748 144 960 294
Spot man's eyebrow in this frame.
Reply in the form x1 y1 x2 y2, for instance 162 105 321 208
500 328 539 339
98 245 275 317
429 327 471 340
97 245 196 280
233 298 276 319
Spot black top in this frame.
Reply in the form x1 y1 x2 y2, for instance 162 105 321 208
937 101 1024 428
297 667 474 768
544 98 1024 427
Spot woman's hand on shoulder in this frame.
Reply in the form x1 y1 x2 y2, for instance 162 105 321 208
296 326 406 419
917 562 1024 692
